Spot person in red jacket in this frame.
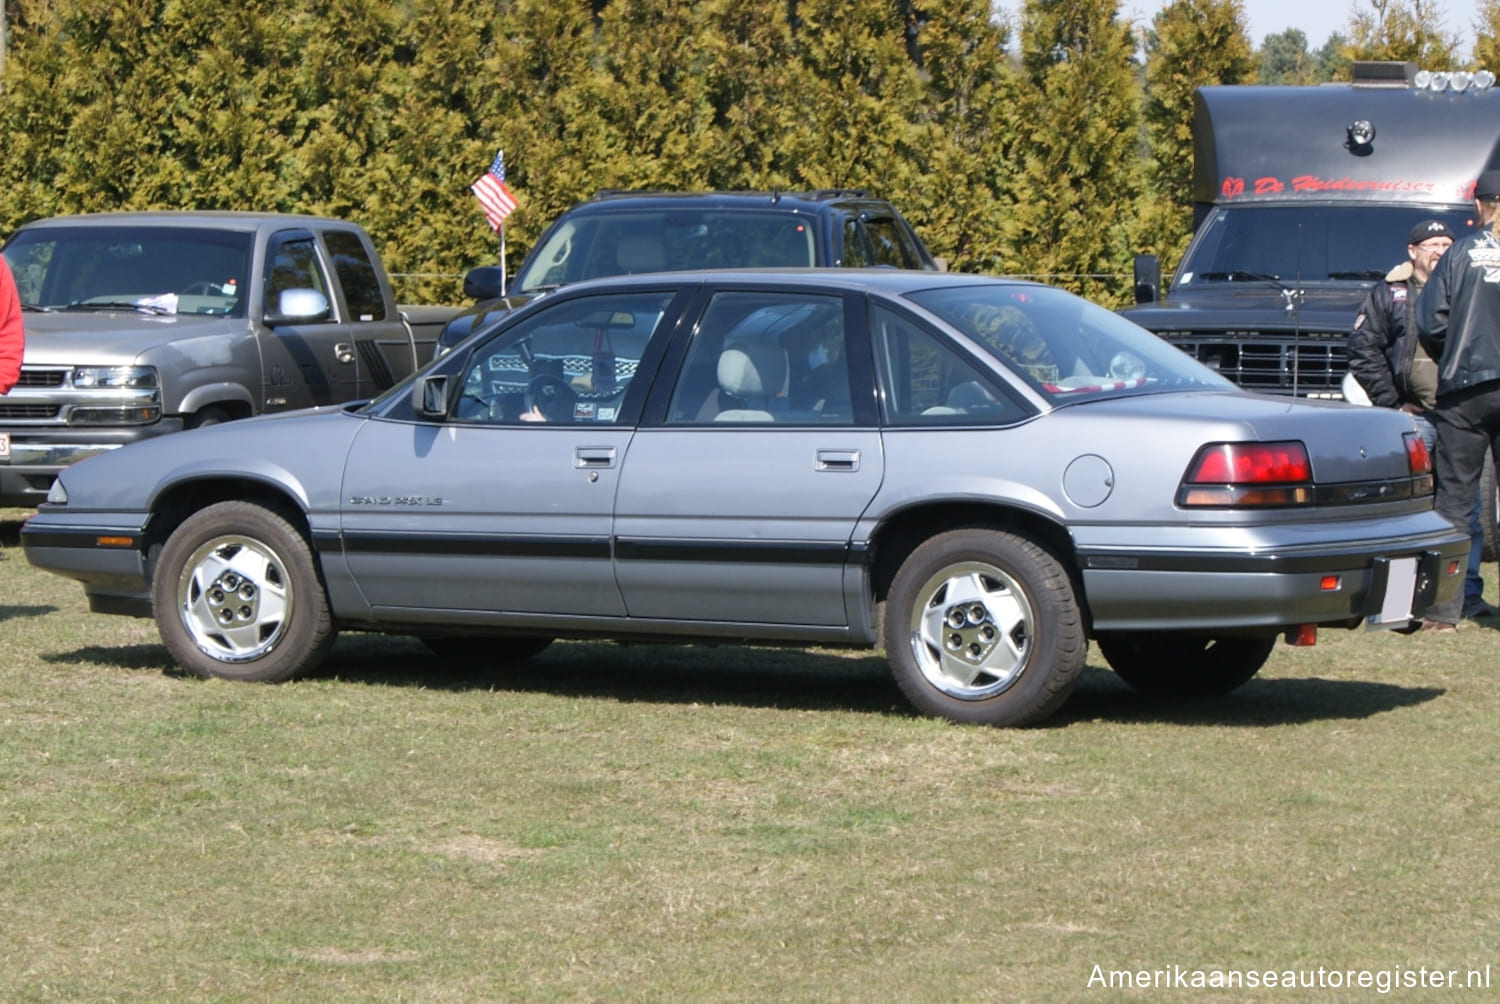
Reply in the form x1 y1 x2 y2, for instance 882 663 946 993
0 256 22 395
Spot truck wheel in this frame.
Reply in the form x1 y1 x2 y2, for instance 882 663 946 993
883 528 1085 726
1095 632 1275 696
186 405 232 430
1482 448 1498 562
151 501 336 682
420 635 553 666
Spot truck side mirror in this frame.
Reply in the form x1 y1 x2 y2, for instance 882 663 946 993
463 266 507 301
265 288 331 325
412 374 451 419
1132 254 1161 304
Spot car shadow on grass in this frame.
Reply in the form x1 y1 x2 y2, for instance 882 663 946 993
46 635 1446 728
1052 666 1445 727
305 636 1443 728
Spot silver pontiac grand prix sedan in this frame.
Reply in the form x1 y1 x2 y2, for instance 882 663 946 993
21 270 1469 726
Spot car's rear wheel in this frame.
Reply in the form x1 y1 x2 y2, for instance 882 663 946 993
152 501 335 682
1095 632 1276 696
884 528 1085 726
420 635 553 666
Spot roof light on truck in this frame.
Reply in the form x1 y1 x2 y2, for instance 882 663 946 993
1414 68 1494 92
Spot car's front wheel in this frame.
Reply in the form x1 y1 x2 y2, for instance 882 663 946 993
1095 632 1276 696
152 501 336 682
884 528 1085 726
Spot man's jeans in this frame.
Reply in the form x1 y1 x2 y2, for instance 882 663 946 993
1415 412 1486 612
1427 389 1500 622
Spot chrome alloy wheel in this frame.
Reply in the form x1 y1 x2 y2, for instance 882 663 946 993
175 534 292 663
907 560 1034 700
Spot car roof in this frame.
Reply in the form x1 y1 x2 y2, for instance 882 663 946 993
17 211 361 233
564 190 905 214
548 267 1028 298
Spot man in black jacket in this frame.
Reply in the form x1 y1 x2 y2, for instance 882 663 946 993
1348 219 1453 444
1415 170 1500 627
1352 220 1492 626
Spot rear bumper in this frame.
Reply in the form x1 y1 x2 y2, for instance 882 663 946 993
1079 528 1470 631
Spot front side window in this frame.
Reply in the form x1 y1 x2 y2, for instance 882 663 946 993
454 291 672 424
265 234 330 318
667 291 852 425
863 217 912 268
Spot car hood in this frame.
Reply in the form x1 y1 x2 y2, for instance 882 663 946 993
1120 282 1369 332
49 406 365 512
21 310 235 366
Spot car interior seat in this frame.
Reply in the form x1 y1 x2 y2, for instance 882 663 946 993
614 233 666 275
713 341 789 422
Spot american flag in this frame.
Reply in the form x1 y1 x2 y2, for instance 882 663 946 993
471 150 517 232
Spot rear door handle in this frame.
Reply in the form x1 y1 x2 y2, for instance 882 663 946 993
815 449 860 473
575 446 617 469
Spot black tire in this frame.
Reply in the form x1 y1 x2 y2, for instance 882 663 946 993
420 635 553 666
151 501 336 682
186 405 232 430
883 528 1085 727
1482 448 1498 562
1095 632 1276 696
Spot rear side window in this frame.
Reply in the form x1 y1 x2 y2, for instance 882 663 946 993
871 305 1028 426
323 229 386 321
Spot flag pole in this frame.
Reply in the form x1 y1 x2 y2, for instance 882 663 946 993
500 221 507 297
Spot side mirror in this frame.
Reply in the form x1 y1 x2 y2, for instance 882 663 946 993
265 288 330 325
463 266 507 301
1132 254 1161 304
412 374 450 419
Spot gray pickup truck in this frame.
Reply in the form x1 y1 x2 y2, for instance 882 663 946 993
0 211 460 508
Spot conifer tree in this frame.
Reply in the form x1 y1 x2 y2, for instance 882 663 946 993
899 0 1016 272
1006 0 1144 304
1138 0 1253 268
1344 0 1458 66
1472 0 1500 70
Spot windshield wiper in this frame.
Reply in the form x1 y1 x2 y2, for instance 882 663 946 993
1198 270 1284 283
21 302 52 312
1326 270 1387 280
65 300 174 315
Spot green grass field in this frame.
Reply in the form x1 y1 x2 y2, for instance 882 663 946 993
2 509 1497 1002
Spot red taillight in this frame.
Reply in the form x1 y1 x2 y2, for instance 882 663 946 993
1178 441 1314 508
1404 431 1431 474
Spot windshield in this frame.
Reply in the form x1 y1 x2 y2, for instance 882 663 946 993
907 283 1234 402
1175 205 1478 286
514 208 818 294
3 225 253 316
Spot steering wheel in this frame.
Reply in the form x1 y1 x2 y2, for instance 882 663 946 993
179 281 220 296
525 373 578 423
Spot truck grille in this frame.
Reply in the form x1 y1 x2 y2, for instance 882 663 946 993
1166 333 1347 397
0 403 62 420
16 368 66 389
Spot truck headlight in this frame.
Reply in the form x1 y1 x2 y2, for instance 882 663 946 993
71 365 158 389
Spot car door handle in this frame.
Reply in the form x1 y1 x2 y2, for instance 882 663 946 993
815 449 860 473
574 446 617 469
335 342 355 364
